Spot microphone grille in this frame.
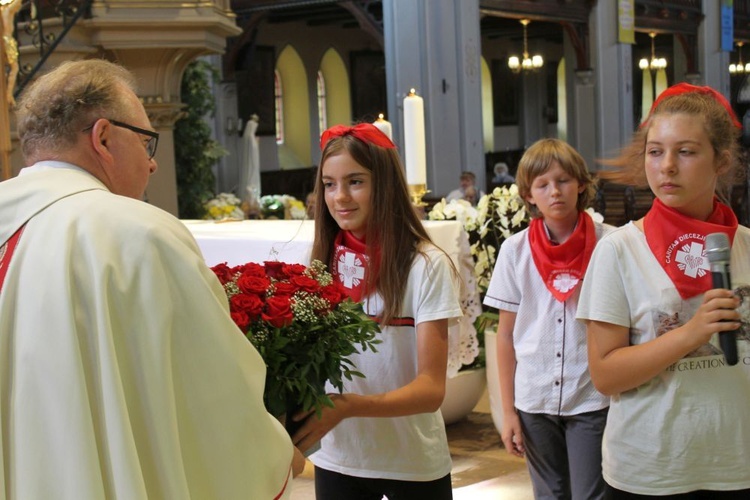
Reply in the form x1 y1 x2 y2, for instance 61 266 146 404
705 232 731 263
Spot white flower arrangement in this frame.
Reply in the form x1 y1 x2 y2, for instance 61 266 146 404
430 184 529 292
203 192 245 220
428 184 530 370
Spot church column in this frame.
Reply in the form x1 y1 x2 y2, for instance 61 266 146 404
88 0 241 215
589 0 633 169
140 101 185 209
698 3 729 95
383 0 484 198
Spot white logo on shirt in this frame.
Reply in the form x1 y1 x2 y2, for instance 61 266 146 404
675 241 709 278
553 273 579 293
337 251 365 289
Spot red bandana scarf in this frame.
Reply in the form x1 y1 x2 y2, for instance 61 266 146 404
644 198 738 299
528 211 596 302
331 230 379 302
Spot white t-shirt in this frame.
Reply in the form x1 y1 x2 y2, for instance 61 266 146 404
311 245 462 481
577 223 750 495
483 220 612 415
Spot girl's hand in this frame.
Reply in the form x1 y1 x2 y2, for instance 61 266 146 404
290 394 350 453
501 411 525 458
683 288 740 348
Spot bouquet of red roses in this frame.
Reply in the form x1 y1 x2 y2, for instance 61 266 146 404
211 259 380 420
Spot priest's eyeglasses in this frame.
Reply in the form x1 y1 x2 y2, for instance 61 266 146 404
82 119 159 160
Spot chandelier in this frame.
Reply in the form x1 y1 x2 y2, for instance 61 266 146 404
729 41 750 74
639 32 667 71
508 19 543 73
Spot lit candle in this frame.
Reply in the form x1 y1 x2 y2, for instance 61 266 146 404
403 89 426 185
372 113 393 140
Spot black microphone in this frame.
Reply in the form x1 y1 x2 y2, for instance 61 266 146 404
705 232 739 366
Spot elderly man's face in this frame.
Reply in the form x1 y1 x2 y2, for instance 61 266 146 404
460 176 475 190
106 86 158 199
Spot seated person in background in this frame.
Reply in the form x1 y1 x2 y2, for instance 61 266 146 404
492 162 515 183
446 171 485 205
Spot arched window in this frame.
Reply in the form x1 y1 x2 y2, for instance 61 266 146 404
317 71 327 133
274 69 284 144
318 48 350 130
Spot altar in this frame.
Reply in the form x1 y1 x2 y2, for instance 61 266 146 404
182 219 464 268
181 218 481 380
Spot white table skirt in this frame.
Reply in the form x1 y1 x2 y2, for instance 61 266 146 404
181 219 460 267
181 219 481 377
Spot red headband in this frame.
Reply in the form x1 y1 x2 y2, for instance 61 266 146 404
320 123 397 150
643 83 741 129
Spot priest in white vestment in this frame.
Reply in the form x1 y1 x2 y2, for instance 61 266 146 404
0 59 303 499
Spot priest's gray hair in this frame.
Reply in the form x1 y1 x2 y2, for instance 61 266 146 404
15 59 137 160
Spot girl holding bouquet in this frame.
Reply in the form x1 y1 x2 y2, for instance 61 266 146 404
296 123 462 500
577 84 750 497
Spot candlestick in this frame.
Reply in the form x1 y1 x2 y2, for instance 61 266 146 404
372 113 392 141
403 89 427 186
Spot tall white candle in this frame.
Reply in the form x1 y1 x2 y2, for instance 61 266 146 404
372 113 392 140
403 89 427 185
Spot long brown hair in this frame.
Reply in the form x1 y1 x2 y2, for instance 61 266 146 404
311 133 435 325
598 88 743 201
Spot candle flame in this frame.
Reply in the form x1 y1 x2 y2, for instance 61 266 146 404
408 88 416 96
377 113 385 120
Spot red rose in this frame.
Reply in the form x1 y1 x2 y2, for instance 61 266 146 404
273 281 298 296
238 262 266 277
211 262 235 284
320 283 347 308
264 261 287 280
237 274 271 295
230 310 250 331
291 274 320 293
262 294 294 328
283 263 307 276
230 293 264 320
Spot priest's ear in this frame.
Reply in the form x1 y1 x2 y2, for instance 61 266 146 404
89 119 114 160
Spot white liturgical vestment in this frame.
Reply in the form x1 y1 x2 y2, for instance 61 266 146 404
0 164 293 499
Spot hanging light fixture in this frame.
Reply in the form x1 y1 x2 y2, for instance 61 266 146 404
508 19 543 73
639 32 668 71
729 41 750 74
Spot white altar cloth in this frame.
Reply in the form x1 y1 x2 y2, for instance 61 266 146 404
181 219 462 267
181 219 481 377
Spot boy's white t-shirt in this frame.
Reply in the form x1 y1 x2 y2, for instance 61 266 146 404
311 245 462 481
577 223 750 495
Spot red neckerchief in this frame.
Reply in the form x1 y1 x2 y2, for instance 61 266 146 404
332 231 379 302
644 198 738 299
528 211 596 302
